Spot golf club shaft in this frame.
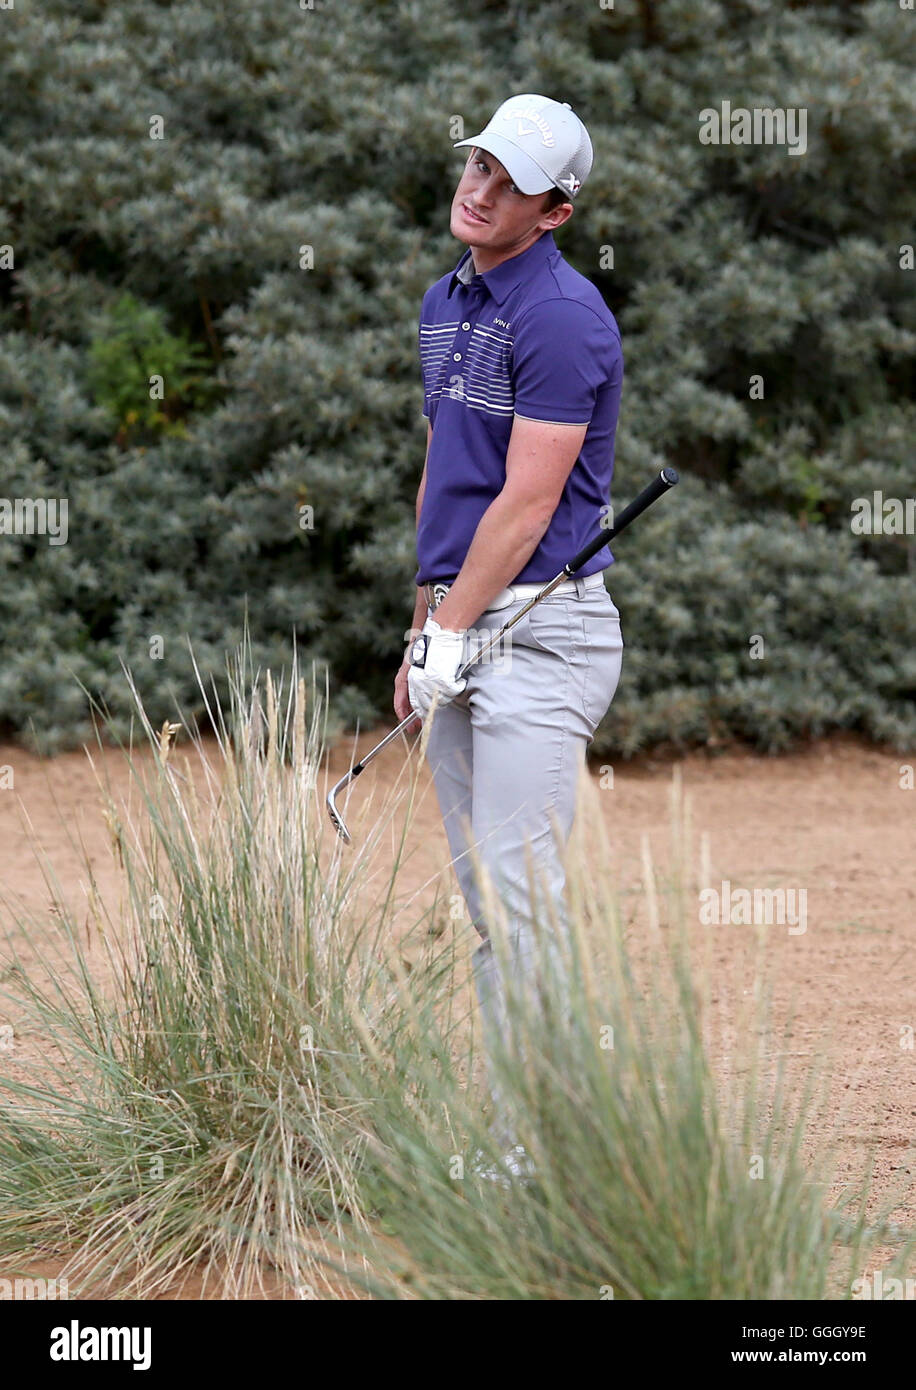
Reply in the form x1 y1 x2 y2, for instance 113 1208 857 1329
566 464 678 574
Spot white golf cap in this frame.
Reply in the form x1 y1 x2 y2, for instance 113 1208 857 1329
454 93 593 200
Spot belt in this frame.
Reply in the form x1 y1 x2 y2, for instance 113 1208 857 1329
423 570 605 613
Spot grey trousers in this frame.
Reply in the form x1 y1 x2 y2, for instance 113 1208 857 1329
423 578 624 1146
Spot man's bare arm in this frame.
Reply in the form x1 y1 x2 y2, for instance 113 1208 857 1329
409 419 432 626
432 415 588 633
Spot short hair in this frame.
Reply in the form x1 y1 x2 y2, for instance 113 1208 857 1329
542 186 571 212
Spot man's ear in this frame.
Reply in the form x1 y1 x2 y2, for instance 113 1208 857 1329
543 203 574 231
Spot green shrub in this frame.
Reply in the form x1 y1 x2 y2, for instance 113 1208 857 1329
0 0 914 752
87 293 217 442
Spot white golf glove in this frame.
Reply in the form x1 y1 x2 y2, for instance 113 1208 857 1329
407 618 467 719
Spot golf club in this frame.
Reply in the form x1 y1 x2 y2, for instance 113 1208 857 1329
327 465 679 843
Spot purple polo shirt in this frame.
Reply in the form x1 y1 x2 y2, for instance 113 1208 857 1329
415 229 623 585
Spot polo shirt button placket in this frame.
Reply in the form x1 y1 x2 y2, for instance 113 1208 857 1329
455 299 475 366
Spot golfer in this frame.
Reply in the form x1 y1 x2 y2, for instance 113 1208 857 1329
394 94 624 1172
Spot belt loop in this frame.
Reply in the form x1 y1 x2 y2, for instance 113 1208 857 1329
575 576 587 599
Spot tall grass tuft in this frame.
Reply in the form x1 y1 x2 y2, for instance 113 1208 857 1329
0 640 454 1298
320 774 916 1300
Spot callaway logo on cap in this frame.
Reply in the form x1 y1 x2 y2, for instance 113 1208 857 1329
454 93 593 199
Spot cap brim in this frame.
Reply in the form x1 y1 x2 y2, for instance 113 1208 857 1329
453 132 555 196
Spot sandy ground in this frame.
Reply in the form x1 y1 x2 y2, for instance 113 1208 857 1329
1 727 915 1297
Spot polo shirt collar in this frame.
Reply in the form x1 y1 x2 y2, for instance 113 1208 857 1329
447 230 557 303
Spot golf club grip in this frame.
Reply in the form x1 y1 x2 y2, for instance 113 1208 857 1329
564 466 679 576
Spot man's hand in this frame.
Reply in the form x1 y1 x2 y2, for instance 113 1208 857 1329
407 618 468 720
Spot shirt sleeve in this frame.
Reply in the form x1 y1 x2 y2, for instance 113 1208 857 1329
419 289 431 419
511 298 621 426
418 314 428 419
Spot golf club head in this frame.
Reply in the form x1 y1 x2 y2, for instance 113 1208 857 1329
326 785 351 844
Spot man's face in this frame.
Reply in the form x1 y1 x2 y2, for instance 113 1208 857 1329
449 148 572 269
